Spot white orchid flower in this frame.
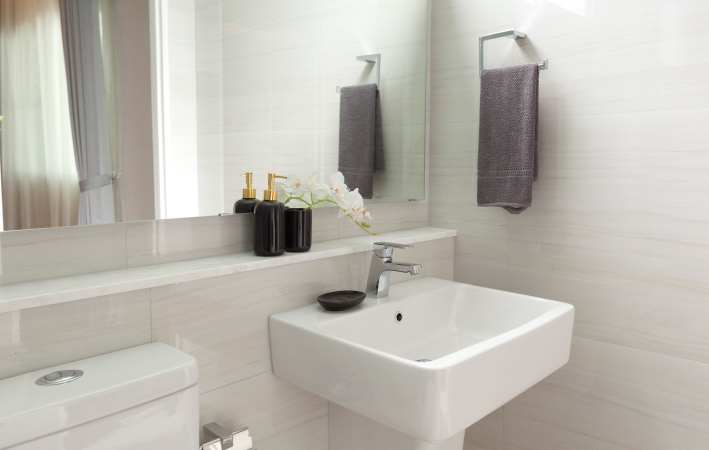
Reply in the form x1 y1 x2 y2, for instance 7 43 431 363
278 171 376 235
329 172 349 199
303 172 329 201
334 189 364 221
279 173 304 194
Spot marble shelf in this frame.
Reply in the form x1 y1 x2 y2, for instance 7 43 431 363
0 227 456 314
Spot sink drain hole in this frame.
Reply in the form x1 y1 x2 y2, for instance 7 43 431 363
395 312 403 323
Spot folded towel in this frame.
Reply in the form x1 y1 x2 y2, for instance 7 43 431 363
477 63 539 214
338 83 384 199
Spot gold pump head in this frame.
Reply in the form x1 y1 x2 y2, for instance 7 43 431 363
241 173 256 199
263 173 287 201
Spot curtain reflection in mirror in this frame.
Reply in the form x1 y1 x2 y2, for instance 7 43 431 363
0 0 79 231
98 0 122 223
60 0 116 226
0 0 123 231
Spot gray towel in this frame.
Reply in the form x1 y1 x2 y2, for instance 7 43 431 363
477 64 539 214
338 83 384 199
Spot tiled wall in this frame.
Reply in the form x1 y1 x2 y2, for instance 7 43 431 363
429 0 709 448
0 290 151 380
0 237 453 449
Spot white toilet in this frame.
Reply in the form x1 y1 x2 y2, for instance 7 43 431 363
0 343 199 450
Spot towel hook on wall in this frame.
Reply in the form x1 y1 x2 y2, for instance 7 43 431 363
478 30 548 77
336 53 382 93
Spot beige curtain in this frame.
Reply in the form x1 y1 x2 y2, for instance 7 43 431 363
0 0 79 231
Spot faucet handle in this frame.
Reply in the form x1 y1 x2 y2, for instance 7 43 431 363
373 242 413 258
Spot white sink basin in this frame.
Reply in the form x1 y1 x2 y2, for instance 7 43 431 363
270 277 574 444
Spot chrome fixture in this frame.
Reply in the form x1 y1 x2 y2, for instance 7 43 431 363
479 30 548 77
366 242 422 298
202 423 253 450
357 53 381 87
337 53 382 93
36 369 84 386
203 423 235 449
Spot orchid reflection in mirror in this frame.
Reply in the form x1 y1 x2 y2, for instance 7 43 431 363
276 172 376 236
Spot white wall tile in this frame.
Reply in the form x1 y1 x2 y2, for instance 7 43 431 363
126 215 253 267
429 121 508 290
271 0 320 132
430 0 515 125
196 134 225 215
513 0 709 117
221 0 272 134
199 371 328 450
384 237 454 285
504 337 709 450
0 224 127 285
338 199 428 238
168 0 199 134
0 290 151 380
150 254 366 393
222 132 273 211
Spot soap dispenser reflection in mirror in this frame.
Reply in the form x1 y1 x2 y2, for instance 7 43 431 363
234 172 260 213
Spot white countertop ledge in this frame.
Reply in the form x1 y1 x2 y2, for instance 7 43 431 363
0 227 456 313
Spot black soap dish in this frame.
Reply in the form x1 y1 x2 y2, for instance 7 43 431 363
317 291 366 311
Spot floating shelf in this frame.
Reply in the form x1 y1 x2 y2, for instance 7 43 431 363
0 227 456 314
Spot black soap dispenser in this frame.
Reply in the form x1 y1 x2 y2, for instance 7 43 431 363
253 173 287 256
234 172 260 213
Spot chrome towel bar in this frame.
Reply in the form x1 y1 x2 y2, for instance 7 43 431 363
479 30 548 77
337 53 381 93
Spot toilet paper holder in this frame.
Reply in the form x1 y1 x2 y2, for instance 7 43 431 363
201 422 254 450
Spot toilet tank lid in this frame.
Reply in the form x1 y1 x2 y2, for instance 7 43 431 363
0 343 198 448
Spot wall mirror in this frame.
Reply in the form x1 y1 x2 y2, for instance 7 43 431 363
0 0 428 231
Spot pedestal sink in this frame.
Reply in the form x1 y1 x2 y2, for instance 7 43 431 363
269 277 574 450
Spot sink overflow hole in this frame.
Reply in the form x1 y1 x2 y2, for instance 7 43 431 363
395 312 403 323
416 359 432 363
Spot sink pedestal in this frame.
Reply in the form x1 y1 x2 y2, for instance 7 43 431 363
329 403 465 450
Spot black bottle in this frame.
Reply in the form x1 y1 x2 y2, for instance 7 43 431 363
234 172 260 213
253 173 287 256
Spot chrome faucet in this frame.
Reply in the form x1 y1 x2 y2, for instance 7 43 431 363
366 242 422 298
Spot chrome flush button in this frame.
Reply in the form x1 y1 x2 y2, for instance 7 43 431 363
44 371 62 381
36 370 84 386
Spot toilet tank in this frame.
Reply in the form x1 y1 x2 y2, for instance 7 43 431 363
0 343 199 450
